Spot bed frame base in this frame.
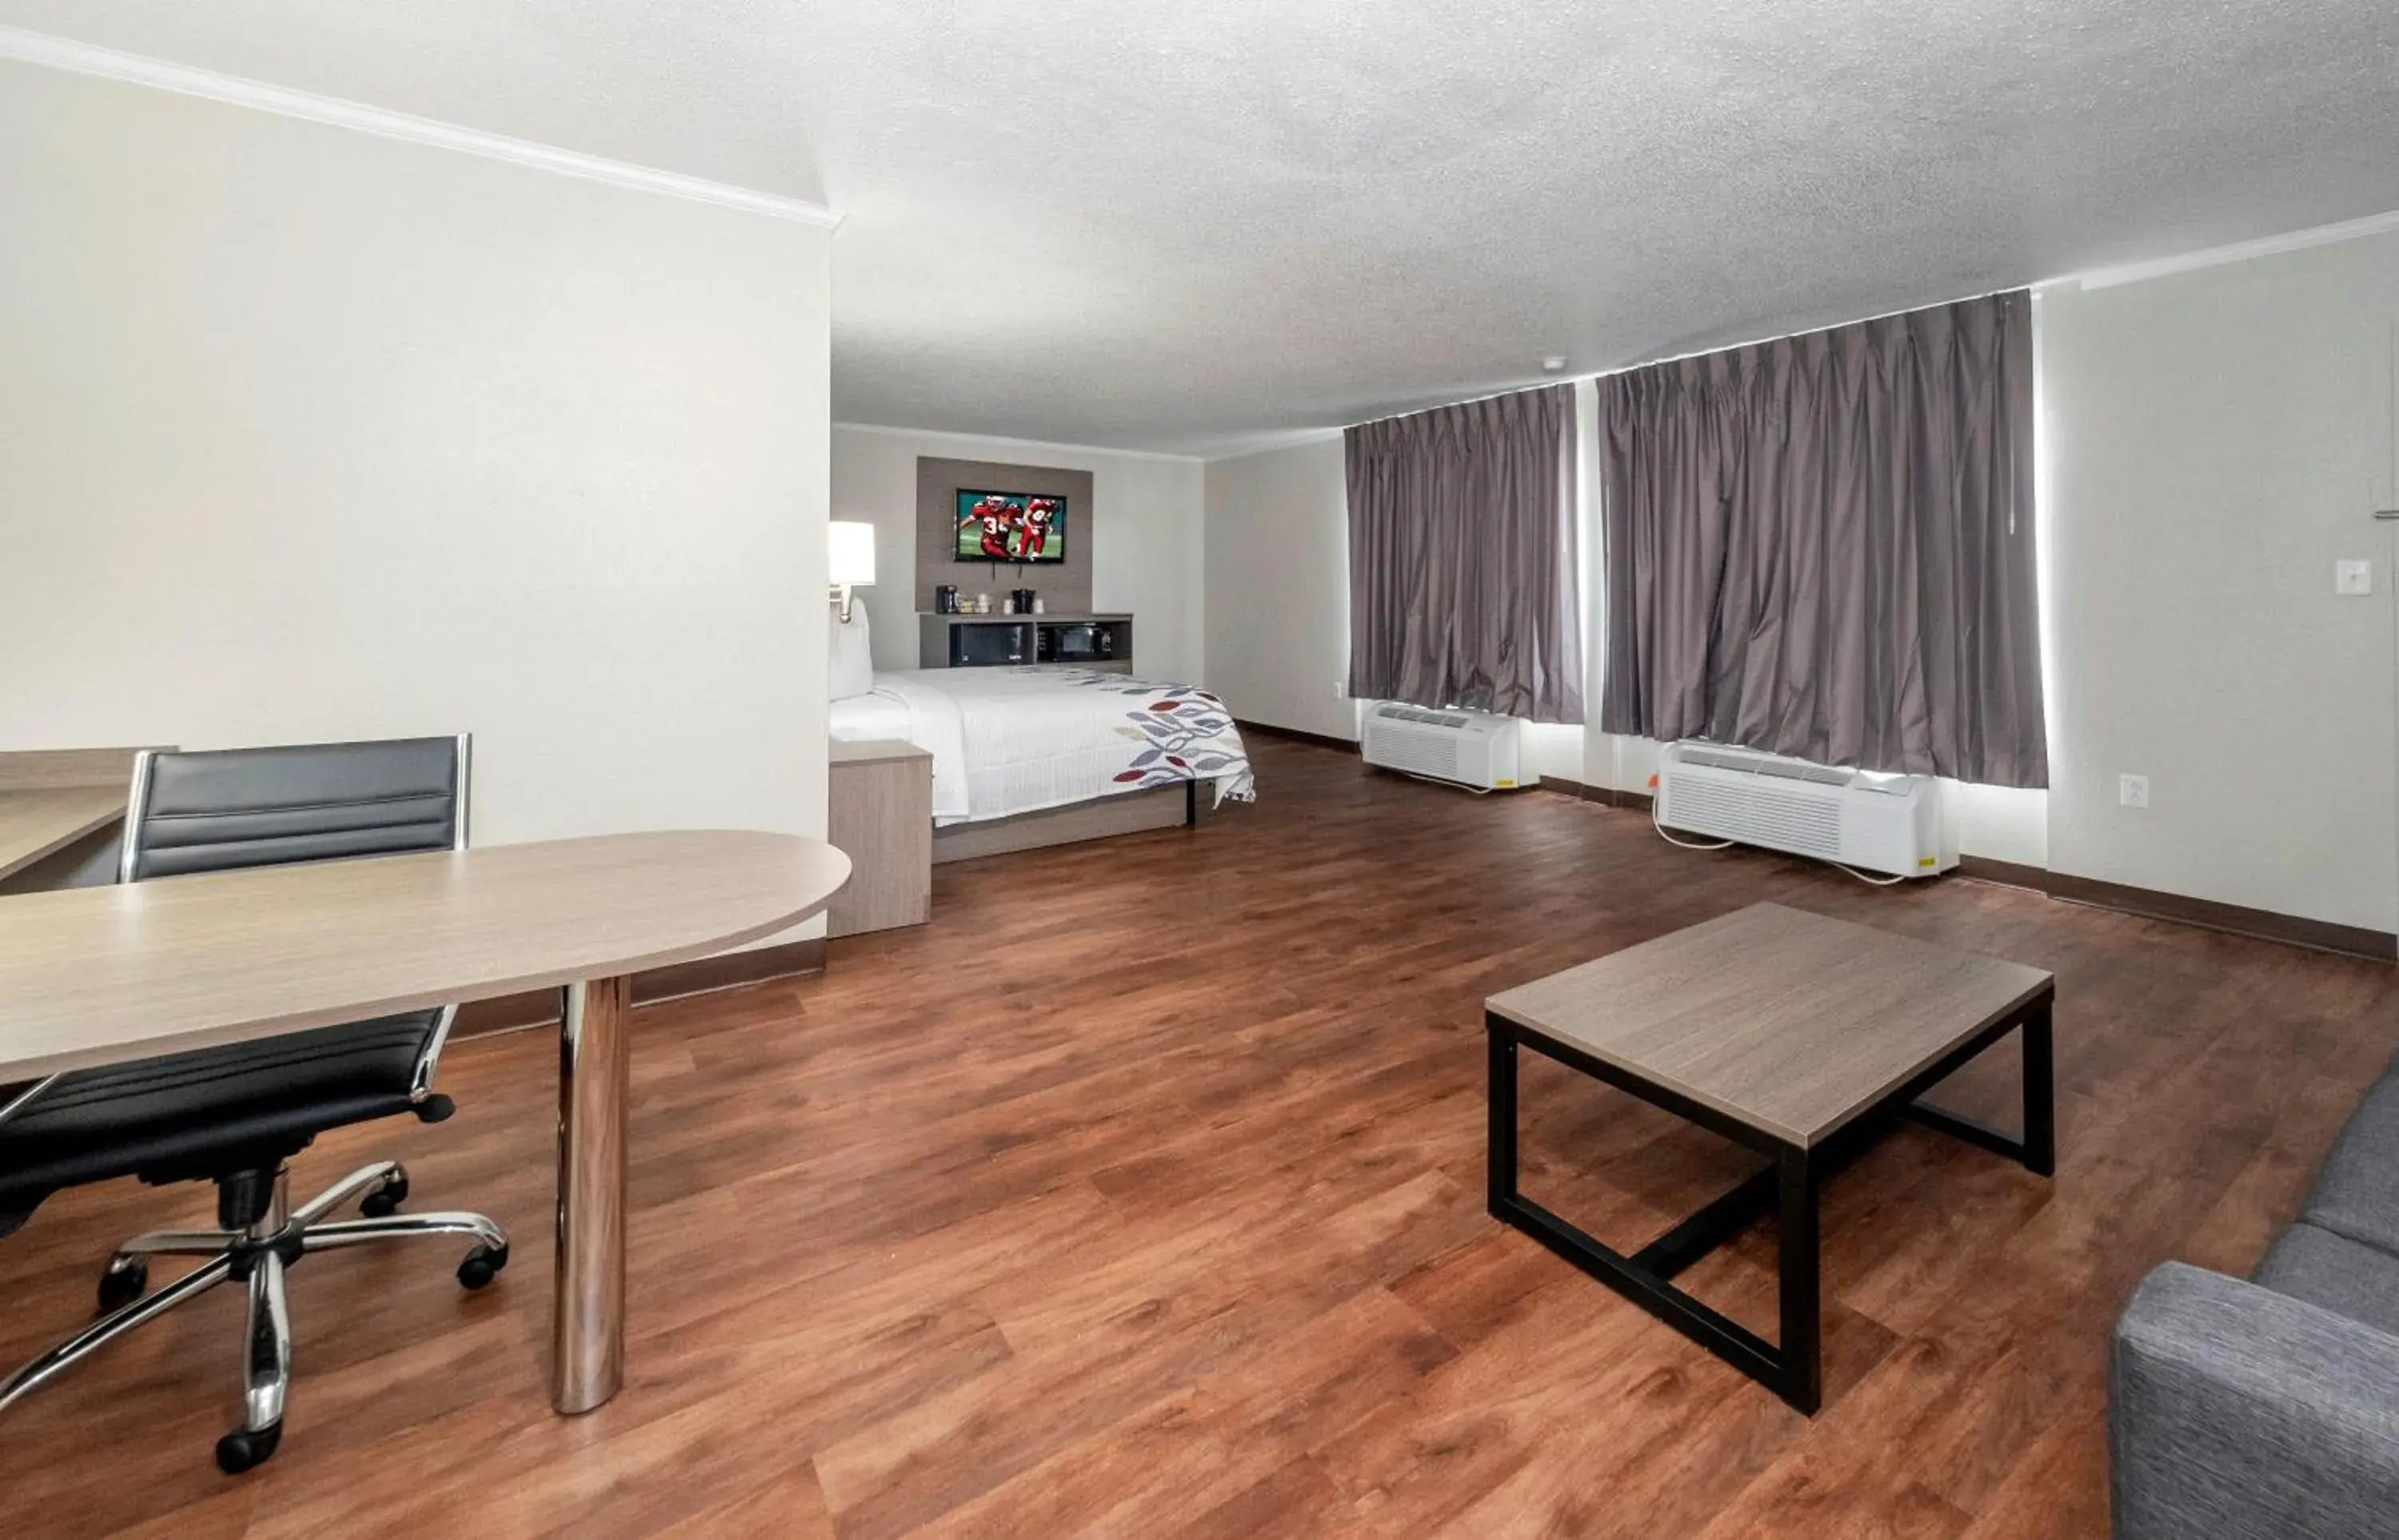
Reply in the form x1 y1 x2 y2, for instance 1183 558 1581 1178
932 780 1205 864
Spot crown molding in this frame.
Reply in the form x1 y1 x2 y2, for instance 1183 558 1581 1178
0 25 841 230
1195 427 1347 462
2069 206 2399 291
831 421 1204 465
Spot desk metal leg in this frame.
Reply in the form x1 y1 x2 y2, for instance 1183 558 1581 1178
554 974 629 1414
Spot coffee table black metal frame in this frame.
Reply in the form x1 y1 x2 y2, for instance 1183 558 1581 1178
1484 985 2054 1414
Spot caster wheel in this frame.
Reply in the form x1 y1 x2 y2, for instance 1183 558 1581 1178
360 1173 409 1219
215 1422 281 1475
97 1259 148 1315
457 1242 509 1291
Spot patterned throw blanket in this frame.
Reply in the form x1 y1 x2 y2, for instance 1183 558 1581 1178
1067 673 1259 803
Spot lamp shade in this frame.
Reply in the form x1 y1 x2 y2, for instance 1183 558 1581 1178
828 521 876 588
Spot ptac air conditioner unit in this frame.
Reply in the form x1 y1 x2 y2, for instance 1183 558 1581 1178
1361 704 1534 792
1655 741 1957 879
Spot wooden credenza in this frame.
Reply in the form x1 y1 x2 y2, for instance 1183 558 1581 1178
827 738 933 936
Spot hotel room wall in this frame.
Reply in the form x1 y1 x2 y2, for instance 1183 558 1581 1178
0 62 834 916
2042 230 2399 935
1201 436 1364 745
830 425 1206 683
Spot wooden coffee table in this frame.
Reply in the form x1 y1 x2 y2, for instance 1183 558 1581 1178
1484 902 2054 1414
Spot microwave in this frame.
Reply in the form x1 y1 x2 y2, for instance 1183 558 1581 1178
1037 622 1120 665
948 621 1029 668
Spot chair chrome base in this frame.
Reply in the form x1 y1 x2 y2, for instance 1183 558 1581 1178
0 1161 507 1474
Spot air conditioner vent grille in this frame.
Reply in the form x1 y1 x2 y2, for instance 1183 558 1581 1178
1742 788 1844 856
1675 744 1852 787
1655 740 1948 879
1758 760 1853 788
1670 778 1750 832
1359 703 1524 791
1374 728 1461 780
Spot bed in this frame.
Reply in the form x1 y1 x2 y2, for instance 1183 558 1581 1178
830 666 1256 861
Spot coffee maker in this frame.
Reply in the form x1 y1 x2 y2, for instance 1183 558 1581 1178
1010 587 1036 614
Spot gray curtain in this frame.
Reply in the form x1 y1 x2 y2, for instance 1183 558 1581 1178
1599 291 2045 787
1347 384 1583 723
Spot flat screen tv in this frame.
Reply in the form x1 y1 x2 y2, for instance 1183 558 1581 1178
955 489 1067 565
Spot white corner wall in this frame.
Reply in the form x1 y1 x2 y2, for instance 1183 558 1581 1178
0 61 833 868
1201 436 1361 743
2042 233 2399 933
830 425 1204 682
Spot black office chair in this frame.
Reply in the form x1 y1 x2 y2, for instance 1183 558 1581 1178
0 737 509 1474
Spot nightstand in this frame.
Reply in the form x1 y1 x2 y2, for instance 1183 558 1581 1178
827 738 933 936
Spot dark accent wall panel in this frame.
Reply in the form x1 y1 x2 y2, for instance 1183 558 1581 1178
916 457 1095 615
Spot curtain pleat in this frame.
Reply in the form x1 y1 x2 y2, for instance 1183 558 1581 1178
1345 384 1583 724
1599 291 2045 788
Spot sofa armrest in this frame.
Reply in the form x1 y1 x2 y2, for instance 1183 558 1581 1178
2112 1261 2399 1538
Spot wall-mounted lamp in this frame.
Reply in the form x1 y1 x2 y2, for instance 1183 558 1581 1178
829 521 876 623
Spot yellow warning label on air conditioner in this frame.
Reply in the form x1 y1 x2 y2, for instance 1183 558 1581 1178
1495 779 1516 788
1918 856 1938 868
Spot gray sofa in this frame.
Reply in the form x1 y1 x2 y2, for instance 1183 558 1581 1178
2112 1068 2399 1536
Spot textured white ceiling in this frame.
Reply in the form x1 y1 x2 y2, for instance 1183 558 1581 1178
6 1 2397 455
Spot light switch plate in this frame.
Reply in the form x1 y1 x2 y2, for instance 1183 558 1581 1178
2337 559 2373 596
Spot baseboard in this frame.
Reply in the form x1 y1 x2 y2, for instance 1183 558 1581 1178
2039 871 2393 961
1954 859 2393 961
1536 775 1603 802
452 936 829 1040
1543 778 1652 813
1233 719 1359 755
1955 856 2046 892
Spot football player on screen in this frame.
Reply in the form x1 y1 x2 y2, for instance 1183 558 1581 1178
1021 497 1059 559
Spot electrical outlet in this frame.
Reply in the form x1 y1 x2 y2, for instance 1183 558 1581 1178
1333 679 1347 699
2119 773 2150 809
2337 559 2374 596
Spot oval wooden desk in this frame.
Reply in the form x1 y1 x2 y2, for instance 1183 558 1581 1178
0 829 851 1414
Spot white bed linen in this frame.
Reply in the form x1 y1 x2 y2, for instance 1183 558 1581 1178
828 668 1251 827
828 676 969 822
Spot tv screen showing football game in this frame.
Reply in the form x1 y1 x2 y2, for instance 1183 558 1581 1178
955 489 1067 564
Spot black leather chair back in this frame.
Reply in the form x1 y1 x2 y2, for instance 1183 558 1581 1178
123 737 469 881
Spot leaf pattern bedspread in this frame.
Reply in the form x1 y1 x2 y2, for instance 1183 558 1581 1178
830 668 1257 825
1066 673 1259 800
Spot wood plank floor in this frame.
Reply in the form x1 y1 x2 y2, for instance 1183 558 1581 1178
4 737 2396 1537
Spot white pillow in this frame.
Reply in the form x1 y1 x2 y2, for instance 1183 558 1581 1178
830 604 874 701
